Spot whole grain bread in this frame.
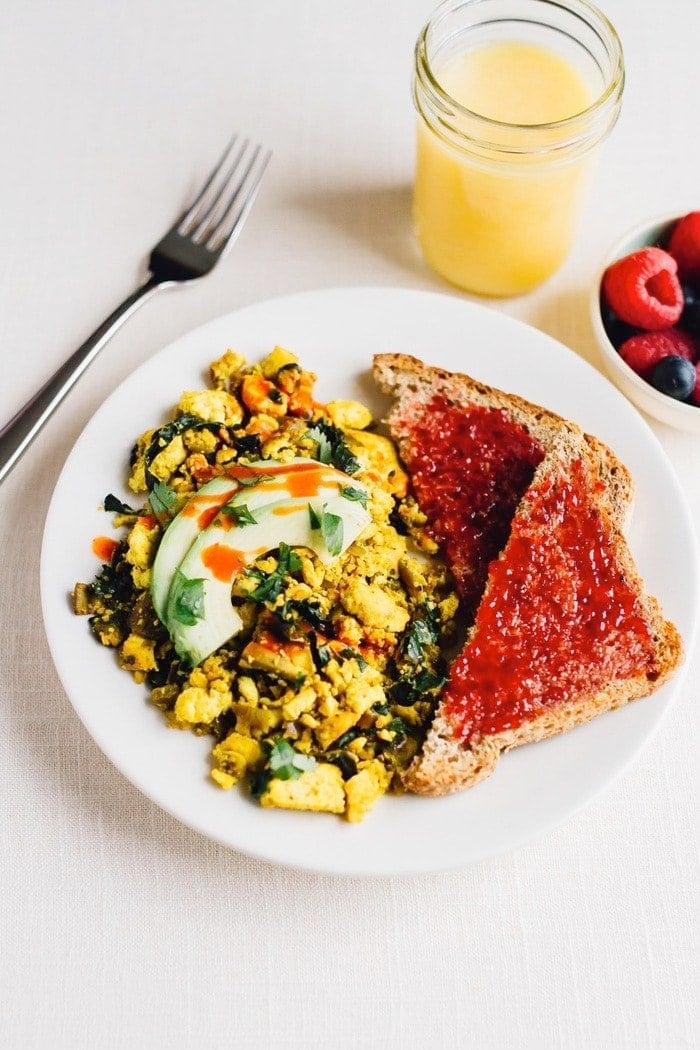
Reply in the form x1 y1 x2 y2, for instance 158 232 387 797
373 352 634 528
372 354 682 797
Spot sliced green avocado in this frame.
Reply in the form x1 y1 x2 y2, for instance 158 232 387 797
164 490 370 666
150 475 240 621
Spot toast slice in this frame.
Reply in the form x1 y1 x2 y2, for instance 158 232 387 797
373 352 633 521
373 353 635 619
396 434 682 796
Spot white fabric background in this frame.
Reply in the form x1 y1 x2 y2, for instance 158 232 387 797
0 2 697 1048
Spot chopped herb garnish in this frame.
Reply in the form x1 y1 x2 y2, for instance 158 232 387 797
341 485 369 509
220 503 258 527
170 573 206 626
148 481 178 521
268 739 317 781
103 493 139 515
305 421 361 475
308 503 321 530
244 542 302 603
280 542 302 575
321 509 344 557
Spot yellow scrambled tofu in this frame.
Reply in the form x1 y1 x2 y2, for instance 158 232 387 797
73 346 455 822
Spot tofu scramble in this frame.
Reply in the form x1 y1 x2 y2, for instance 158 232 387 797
73 347 458 822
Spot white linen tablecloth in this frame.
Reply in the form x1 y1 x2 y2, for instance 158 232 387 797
1 2 697 1048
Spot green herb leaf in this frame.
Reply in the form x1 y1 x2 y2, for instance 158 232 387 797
305 421 361 475
170 573 206 626
308 503 321 530
268 739 317 781
220 503 258 527
148 481 178 520
244 542 302 604
321 509 344 557
278 542 302 576
341 485 368 509
245 570 284 604
103 493 139 515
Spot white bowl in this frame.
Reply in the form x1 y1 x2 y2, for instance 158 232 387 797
590 211 700 434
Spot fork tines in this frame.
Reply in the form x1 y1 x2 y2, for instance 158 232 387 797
179 134 272 252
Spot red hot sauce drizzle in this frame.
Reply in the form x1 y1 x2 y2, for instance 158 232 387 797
404 397 545 617
442 458 658 743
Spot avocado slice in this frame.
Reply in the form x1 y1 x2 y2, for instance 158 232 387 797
164 490 369 666
152 458 370 666
150 475 240 621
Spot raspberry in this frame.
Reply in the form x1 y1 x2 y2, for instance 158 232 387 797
602 247 683 330
617 327 697 377
668 212 700 283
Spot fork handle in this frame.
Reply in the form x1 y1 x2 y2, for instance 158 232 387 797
0 275 164 485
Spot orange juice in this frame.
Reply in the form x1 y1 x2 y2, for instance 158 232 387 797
414 39 597 296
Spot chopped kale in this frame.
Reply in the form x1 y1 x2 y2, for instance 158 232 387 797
244 542 302 603
388 667 447 705
333 726 366 749
279 599 330 633
311 638 333 670
233 433 262 458
305 420 361 475
103 493 140 515
339 646 368 671
90 549 133 602
402 606 441 662
144 413 222 489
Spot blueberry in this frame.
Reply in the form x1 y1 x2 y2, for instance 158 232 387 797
680 283 700 335
649 355 696 400
600 298 637 349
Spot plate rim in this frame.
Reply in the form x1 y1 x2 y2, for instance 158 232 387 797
40 284 700 876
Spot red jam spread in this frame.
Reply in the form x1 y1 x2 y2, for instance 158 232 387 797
404 397 545 615
443 458 658 742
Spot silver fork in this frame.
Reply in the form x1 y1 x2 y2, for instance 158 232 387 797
0 134 271 485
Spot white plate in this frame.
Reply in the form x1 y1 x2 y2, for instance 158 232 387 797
41 287 699 876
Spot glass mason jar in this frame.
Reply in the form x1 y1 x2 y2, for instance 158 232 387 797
413 0 624 296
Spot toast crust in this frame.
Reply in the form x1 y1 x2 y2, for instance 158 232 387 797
372 354 682 798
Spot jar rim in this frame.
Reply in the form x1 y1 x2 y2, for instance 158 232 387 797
415 0 625 138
